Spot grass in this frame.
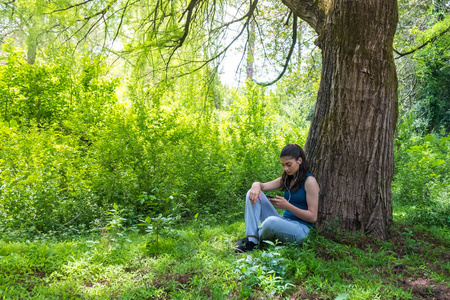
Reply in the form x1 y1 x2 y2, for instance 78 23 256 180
0 217 449 299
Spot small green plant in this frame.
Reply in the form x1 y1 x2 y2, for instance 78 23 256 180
234 246 294 296
141 213 180 256
103 203 131 251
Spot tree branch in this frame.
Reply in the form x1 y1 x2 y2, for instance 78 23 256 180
165 0 201 67
254 14 298 87
74 11 105 50
394 25 450 59
50 0 95 14
165 0 259 69
212 3 258 32
252 13 276 72
280 0 325 32
137 0 260 84
112 0 130 44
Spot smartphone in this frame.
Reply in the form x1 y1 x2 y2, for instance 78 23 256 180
266 194 277 199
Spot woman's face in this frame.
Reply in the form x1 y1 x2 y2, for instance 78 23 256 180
280 156 301 175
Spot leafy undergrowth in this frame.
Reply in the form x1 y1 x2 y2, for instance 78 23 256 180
0 221 449 299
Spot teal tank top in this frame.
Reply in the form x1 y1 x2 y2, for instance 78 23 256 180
282 173 314 227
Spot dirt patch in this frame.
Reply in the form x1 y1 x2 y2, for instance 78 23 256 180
84 279 109 288
152 272 195 290
30 271 47 278
401 279 450 300
320 229 381 251
287 287 324 300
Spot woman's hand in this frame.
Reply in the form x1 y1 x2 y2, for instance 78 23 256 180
248 178 283 205
268 196 290 210
249 182 263 204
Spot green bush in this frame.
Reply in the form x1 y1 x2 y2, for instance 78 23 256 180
393 123 449 226
0 60 309 236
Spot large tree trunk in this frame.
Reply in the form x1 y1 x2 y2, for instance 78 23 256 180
283 0 398 239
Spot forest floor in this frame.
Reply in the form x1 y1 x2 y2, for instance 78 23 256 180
311 223 450 300
0 220 449 299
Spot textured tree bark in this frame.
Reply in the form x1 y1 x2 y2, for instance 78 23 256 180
283 0 398 239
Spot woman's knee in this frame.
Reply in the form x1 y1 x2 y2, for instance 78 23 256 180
245 190 253 204
246 190 266 203
259 216 281 239
261 216 280 228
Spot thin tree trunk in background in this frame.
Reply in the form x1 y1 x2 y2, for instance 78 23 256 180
26 27 38 65
297 22 302 68
247 19 255 80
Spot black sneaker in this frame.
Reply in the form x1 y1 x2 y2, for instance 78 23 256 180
234 237 258 253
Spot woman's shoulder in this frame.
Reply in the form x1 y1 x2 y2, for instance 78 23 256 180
305 173 316 181
300 173 316 187
305 174 319 190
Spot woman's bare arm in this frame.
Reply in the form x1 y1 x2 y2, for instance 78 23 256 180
248 177 283 204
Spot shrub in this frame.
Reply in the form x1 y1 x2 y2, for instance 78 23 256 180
393 128 449 226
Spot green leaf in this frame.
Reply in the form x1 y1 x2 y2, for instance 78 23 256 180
335 294 349 300
431 159 445 167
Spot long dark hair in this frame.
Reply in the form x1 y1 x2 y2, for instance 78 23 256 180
280 144 310 194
